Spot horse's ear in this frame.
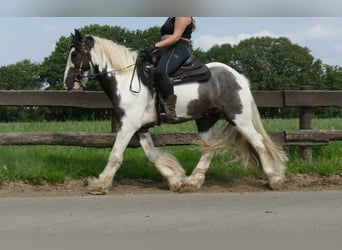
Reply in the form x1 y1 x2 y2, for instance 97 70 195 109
71 33 75 42
85 36 95 50
74 29 82 41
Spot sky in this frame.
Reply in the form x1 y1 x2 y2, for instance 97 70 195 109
1 17 342 67
0 0 342 67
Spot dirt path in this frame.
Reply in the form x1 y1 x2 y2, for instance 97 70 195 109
1 174 342 197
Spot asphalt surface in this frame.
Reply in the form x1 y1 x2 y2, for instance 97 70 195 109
1 190 342 234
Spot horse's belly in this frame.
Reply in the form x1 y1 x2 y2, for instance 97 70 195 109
174 83 200 118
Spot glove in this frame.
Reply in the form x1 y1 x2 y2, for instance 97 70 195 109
140 44 159 64
144 44 158 54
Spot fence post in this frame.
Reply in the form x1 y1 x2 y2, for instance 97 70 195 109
299 86 313 162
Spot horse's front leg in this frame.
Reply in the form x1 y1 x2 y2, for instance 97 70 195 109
138 132 186 191
178 113 220 192
87 128 136 195
181 149 214 192
179 128 216 192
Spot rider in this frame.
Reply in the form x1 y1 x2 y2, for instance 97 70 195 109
145 17 196 121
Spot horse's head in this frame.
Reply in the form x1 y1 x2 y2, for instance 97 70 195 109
63 29 95 91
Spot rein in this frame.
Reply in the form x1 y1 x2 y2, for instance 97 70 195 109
75 52 135 81
77 54 139 93
88 63 136 80
73 41 140 93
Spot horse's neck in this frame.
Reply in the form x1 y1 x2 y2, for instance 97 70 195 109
92 39 136 74
90 38 155 110
90 49 114 72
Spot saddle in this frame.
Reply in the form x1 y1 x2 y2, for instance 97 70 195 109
136 50 211 92
170 55 212 84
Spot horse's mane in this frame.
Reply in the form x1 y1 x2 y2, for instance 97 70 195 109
91 36 137 74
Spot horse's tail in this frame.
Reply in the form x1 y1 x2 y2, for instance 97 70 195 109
249 98 288 169
202 99 287 172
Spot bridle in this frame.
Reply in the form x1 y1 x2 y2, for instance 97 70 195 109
71 42 136 83
71 42 96 84
69 38 143 94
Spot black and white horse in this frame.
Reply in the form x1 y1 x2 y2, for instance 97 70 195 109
63 30 287 194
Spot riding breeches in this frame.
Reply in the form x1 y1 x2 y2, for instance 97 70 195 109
155 40 191 99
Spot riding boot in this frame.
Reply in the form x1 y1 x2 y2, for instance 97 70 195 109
165 94 178 121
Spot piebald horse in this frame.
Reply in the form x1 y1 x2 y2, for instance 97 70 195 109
63 30 287 194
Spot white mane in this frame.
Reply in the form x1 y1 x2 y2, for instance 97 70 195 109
91 36 137 74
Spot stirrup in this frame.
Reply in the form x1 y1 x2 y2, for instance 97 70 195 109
160 104 178 122
160 109 178 122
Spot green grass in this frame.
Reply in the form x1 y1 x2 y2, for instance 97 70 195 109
0 119 341 185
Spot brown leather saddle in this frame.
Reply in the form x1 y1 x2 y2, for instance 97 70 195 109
136 51 211 91
169 55 212 85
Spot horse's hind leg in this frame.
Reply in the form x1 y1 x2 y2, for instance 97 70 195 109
138 132 185 191
234 119 285 189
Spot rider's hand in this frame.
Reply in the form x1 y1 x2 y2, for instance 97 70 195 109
144 44 158 54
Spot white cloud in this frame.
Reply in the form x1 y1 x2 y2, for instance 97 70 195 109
194 30 280 51
300 24 342 41
304 24 336 39
41 23 57 33
333 43 342 52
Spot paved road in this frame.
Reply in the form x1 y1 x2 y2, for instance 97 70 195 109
0 190 341 234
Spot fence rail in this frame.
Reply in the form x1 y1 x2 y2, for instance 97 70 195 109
1 89 342 161
1 89 342 108
0 130 341 148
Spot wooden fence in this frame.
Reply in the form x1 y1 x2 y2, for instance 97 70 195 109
1 88 342 161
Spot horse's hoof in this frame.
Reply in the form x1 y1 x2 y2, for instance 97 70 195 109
87 185 109 195
169 180 184 192
87 177 109 195
268 177 285 190
88 189 107 195
178 183 200 193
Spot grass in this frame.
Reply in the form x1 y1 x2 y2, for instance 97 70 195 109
0 119 341 185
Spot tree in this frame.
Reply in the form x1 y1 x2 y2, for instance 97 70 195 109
39 36 71 89
231 37 323 90
321 65 342 90
0 60 42 121
203 44 234 64
0 59 41 90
